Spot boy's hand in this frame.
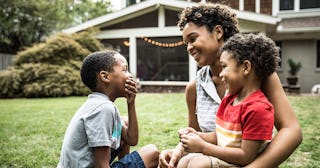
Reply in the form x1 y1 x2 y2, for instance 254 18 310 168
180 133 206 153
125 77 137 103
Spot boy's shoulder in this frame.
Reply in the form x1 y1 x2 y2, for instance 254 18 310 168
243 90 273 111
83 92 118 114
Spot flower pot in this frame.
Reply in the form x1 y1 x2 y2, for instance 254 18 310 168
287 76 298 86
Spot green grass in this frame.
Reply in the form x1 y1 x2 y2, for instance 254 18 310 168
0 94 319 167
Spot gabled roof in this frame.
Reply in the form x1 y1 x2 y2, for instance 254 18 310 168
62 0 280 34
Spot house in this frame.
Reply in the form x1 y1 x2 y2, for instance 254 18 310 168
62 0 320 93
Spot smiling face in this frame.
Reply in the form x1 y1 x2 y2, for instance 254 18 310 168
109 54 131 97
219 51 244 95
182 22 222 67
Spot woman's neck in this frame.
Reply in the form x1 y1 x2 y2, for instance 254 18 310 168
209 61 222 77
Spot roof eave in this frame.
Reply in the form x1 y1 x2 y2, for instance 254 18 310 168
62 0 280 34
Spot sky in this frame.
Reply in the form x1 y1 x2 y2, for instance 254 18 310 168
110 0 122 10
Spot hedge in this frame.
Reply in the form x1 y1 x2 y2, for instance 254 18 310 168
0 31 104 98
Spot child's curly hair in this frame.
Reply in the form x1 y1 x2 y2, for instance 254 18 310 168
177 3 239 41
221 33 280 80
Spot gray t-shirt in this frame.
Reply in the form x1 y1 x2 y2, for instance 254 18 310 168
57 92 122 168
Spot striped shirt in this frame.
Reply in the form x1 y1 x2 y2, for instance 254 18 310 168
216 90 274 148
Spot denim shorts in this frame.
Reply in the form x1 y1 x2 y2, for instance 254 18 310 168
111 151 145 168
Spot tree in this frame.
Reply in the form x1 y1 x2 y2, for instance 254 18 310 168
0 0 111 54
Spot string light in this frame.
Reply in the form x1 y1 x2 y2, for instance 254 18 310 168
141 37 184 48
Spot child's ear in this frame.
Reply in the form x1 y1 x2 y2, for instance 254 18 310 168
99 71 111 83
242 60 252 75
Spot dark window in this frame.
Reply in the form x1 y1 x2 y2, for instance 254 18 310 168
276 41 282 68
317 40 320 68
137 37 189 81
101 11 158 30
300 0 320 9
165 10 179 27
280 0 294 10
126 0 136 6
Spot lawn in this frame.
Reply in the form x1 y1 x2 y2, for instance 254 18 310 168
0 93 319 167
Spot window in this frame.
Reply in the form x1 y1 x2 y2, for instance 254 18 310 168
137 37 189 81
300 0 320 9
276 41 282 68
126 0 136 6
317 40 320 68
280 0 294 10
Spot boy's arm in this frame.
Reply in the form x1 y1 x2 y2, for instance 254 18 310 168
94 146 111 168
180 133 264 166
201 139 264 166
122 77 139 146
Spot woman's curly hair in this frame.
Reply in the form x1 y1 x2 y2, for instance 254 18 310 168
177 3 239 41
221 33 280 80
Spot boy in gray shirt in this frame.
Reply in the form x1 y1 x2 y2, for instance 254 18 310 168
58 50 159 168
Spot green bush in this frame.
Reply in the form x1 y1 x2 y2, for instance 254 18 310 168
14 33 91 66
72 30 105 53
0 31 103 98
0 67 24 98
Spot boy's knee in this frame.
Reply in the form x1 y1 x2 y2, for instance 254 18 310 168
187 156 211 168
146 144 160 156
139 144 159 168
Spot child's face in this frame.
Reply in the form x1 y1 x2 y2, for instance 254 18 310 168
109 54 131 97
219 51 244 95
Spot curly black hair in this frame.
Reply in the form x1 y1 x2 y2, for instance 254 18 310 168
221 33 280 80
177 3 239 41
80 50 118 91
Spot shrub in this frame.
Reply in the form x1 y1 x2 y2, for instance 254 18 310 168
0 31 103 98
14 33 91 66
72 30 105 53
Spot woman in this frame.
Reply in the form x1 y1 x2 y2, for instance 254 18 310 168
159 3 302 168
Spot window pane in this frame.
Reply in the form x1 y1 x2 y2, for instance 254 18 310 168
137 37 189 81
300 0 320 9
126 0 136 6
280 0 294 10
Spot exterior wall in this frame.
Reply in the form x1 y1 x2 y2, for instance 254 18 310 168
277 40 320 93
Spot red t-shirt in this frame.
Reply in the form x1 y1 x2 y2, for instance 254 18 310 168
216 90 274 148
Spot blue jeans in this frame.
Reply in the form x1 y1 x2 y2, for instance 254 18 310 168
111 151 145 168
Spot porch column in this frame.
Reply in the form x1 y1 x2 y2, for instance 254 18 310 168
189 55 197 81
255 0 260 13
129 36 137 77
272 0 279 16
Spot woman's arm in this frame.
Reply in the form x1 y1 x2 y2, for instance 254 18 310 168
185 80 201 131
246 73 303 168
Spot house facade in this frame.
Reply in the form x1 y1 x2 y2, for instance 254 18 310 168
63 0 320 93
